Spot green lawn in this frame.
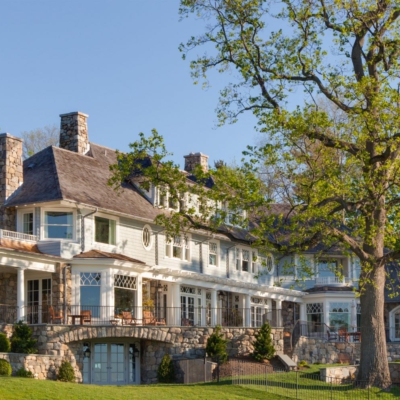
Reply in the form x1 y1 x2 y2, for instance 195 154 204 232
0 378 289 400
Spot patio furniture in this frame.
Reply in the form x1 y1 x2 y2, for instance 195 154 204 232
143 310 166 326
326 330 338 341
49 306 63 324
121 311 136 325
338 328 347 342
68 314 85 325
81 310 92 324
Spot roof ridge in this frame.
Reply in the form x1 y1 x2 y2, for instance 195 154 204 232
50 147 64 200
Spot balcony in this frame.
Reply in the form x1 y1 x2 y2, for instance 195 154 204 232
0 229 38 243
315 277 353 287
0 305 283 328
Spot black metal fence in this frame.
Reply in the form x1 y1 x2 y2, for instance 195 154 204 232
0 305 282 328
230 358 378 399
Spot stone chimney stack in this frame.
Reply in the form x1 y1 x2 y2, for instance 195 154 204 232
59 112 90 154
184 152 209 173
0 133 23 230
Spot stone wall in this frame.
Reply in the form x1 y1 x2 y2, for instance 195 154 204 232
0 352 81 381
0 323 283 384
51 263 72 309
293 336 400 364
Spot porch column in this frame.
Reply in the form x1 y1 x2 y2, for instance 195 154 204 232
299 302 306 321
210 289 217 327
324 301 330 327
136 276 143 323
17 268 25 321
266 299 272 321
171 283 181 326
275 299 282 327
200 290 206 327
244 294 251 327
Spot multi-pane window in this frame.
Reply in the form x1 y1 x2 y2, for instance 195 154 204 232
318 259 339 277
44 211 73 239
306 303 324 325
236 248 249 272
252 252 258 274
80 273 101 316
209 242 218 266
23 212 34 235
95 216 116 245
166 235 190 261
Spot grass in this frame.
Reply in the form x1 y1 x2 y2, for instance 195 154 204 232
0 378 290 400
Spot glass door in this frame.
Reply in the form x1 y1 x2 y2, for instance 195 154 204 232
27 279 52 324
93 343 128 384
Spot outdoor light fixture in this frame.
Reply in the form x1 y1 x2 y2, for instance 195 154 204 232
83 345 91 359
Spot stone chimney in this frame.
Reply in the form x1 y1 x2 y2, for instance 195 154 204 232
59 112 90 154
0 133 23 230
184 152 209 173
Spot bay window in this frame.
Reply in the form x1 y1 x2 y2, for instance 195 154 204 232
44 211 74 239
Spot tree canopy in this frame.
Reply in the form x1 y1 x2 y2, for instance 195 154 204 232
110 0 400 388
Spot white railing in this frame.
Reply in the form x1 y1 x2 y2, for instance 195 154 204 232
0 229 38 243
315 276 353 286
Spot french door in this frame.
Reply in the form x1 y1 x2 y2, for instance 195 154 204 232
92 343 137 384
27 279 51 324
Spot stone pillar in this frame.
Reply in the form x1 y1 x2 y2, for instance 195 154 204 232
59 112 89 154
275 299 282 327
17 268 25 321
244 294 251 327
0 133 23 231
210 289 217 327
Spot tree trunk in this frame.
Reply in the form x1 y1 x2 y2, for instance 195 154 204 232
357 263 391 388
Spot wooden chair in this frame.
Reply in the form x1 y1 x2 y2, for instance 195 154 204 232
81 310 92 325
121 311 135 325
48 306 63 324
327 330 338 341
143 310 166 326
338 328 347 342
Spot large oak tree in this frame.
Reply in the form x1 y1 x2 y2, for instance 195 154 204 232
111 0 400 388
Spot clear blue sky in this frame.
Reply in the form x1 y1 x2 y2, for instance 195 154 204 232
0 0 259 168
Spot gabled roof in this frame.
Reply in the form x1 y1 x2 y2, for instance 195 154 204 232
6 143 162 221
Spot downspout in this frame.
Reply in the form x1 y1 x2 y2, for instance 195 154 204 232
80 207 98 253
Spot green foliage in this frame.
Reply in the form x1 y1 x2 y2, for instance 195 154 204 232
157 354 175 383
16 368 34 378
57 361 75 382
298 360 309 368
206 325 228 363
10 321 37 354
0 359 12 376
252 322 275 362
0 333 11 352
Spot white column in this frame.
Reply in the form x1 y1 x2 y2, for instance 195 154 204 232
324 300 330 327
136 276 143 323
275 299 282 327
244 294 251 327
210 289 217 327
171 283 181 326
266 299 272 322
299 302 306 321
17 268 25 321
201 290 206 327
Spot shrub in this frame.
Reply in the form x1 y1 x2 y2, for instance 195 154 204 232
57 360 75 382
16 368 34 378
0 359 12 376
298 360 309 367
10 321 37 354
157 354 175 383
252 322 275 362
206 325 228 363
0 333 11 352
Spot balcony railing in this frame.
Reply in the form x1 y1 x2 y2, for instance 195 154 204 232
315 276 353 286
0 229 38 242
0 305 283 328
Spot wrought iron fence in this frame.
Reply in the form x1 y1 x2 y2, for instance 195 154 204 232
230 358 376 399
0 305 283 328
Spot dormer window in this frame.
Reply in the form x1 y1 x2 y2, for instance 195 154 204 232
23 212 34 235
156 187 181 211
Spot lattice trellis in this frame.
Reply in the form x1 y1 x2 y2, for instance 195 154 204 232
306 303 323 314
163 285 168 292
80 272 101 286
114 274 137 290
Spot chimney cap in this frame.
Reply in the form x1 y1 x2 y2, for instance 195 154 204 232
0 133 23 142
184 152 208 158
59 111 89 118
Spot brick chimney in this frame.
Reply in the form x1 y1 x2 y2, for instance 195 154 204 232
59 112 90 154
184 152 209 173
0 133 23 230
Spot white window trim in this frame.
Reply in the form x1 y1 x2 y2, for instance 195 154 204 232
41 208 77 241
142 224 153 251
235 246 251 273
165 234 191 262
93 212 119 247
389 305 400 342
155 186 183 212
18 208 35 235
208 240 219 267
